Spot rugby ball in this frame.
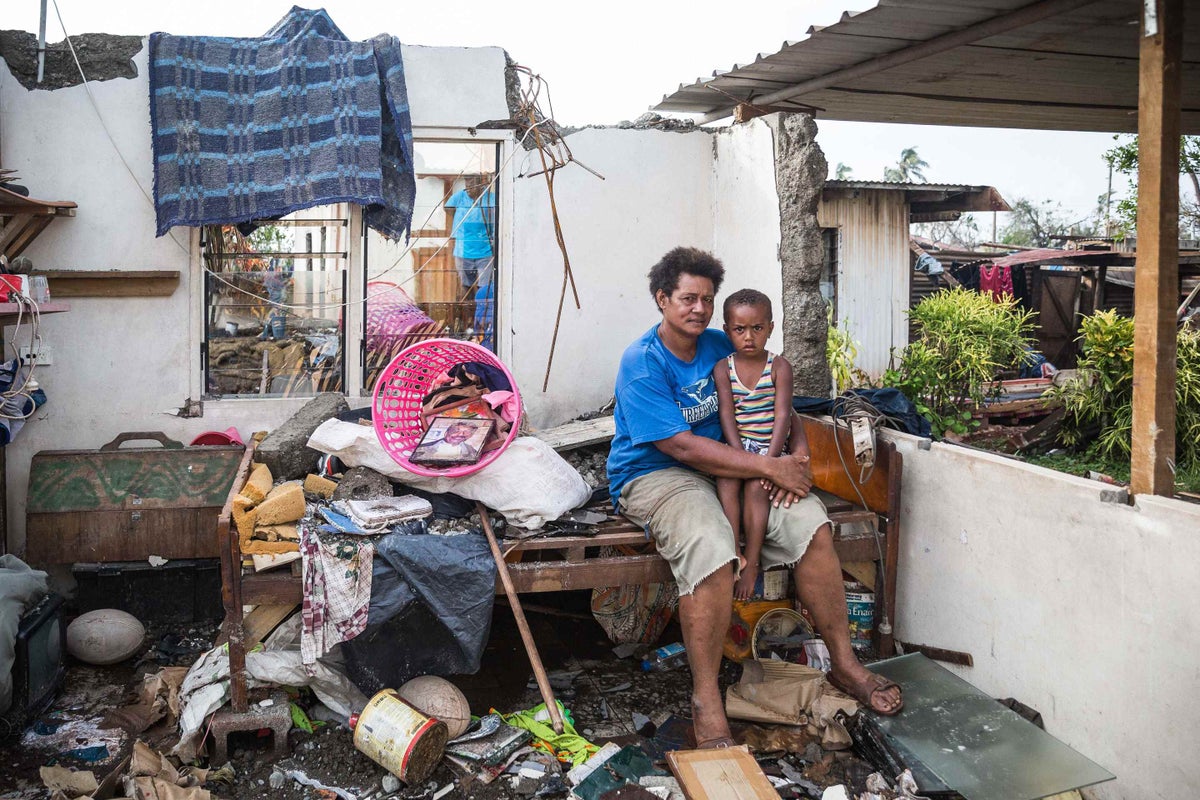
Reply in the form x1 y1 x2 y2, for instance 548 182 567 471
397 676 472 739
66 609 145 665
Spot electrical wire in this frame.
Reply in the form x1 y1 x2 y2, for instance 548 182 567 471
827 392 904 636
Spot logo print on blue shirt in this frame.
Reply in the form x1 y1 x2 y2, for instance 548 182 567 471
678 377 718 424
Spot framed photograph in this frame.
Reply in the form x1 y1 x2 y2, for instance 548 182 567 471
410 416 495 466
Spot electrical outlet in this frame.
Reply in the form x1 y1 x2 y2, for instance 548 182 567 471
18 344 53 366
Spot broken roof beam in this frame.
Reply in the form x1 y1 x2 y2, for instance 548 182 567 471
696 0 1101 124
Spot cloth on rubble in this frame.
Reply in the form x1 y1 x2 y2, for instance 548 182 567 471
913 251 944 276
149 7 415 240
792 388 932 439
481 390 518 424
501 701 598 767
0 555 49 714
340 530 496 691
301 524 374 665
173 616 367 761
979 262 1014 301
308 420 591 530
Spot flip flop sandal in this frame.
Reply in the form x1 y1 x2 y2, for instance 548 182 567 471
827 671 904 716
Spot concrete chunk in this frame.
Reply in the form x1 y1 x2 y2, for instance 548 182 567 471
257 393 350 480
331 466 393 501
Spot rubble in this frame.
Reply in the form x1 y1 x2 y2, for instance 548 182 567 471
256 393 350 480
331 466 393 502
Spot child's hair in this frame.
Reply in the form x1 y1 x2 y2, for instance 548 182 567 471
723 288 772 321
647 247 725 310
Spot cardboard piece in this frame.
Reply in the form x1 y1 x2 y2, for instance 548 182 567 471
724 659 856 750
665 746 778 800
40 766 99 798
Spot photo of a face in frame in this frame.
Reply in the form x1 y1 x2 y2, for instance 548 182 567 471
410 416 494 466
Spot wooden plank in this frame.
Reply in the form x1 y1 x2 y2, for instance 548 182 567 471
666 746 778 800
502 554 674 594
215 602 297 649
1131 0 1182 496
897 640 974 667
241 571 303 606
531 415 615 452
34 270 181 298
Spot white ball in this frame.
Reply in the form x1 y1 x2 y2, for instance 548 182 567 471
66 609 145 665
397 676 472 739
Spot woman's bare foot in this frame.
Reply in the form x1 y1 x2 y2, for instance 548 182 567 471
734 561 758 601
827 661 903 715
691 694 733 749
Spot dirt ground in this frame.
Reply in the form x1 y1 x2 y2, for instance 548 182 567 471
1 595 883 800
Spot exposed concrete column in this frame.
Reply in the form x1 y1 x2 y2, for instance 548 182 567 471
767 113 829 397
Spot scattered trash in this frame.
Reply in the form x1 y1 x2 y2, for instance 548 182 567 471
448 712 503 744
148 556 169 567
61 744 109 762
601 681 632 693
640 642 686 673
350 689 448 785
821 785 850 800
40 765 98 798
574 745 665 800
285 768 358 800
503 701 597 767
431 783 455 800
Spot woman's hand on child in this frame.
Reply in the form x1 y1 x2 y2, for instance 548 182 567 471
766 454 813 507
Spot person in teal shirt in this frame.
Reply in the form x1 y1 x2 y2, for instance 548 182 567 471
445 176 496 348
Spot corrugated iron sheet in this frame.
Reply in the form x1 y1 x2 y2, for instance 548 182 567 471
655 0 1200 134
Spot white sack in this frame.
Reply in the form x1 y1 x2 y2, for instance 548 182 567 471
308 420 591 530
173 621 367 761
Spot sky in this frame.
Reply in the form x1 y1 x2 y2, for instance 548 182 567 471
12 0 1136 228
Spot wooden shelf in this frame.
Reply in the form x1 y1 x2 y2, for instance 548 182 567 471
33 270 180 298
0 301 69 326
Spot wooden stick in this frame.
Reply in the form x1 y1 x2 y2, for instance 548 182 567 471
476 501 565 733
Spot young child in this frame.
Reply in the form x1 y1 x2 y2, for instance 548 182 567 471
714 289 794 601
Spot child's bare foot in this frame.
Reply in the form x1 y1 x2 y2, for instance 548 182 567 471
734 561 758 601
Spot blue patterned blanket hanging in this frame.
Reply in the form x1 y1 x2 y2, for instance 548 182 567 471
150 6 415 239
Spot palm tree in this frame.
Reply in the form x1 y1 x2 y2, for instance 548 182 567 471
883 147 929 183
834 162 853 180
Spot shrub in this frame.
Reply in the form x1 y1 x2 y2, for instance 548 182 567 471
826 308 870 394
883 288 1037 436
1053 310 1200 467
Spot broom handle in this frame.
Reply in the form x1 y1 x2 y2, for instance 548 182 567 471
476 502 566 734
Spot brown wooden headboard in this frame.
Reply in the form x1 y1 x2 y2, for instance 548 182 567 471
798 414 897 516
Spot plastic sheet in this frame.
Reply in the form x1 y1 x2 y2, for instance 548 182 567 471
340 530 496 692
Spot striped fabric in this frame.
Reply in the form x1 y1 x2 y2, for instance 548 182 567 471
729 352 777 444
150 8 415 240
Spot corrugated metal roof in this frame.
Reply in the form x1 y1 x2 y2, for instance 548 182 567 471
655 0 1200 133
824 180 1012 212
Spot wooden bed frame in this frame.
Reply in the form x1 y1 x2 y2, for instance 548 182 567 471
217 414 901 712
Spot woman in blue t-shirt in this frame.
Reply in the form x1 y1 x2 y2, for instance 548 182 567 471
607 247 902 747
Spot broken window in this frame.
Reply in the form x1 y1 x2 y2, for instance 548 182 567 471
821 227 840 321
202 205 349 398
364 141 501 390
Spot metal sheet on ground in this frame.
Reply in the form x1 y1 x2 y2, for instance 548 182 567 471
868 654 1114 800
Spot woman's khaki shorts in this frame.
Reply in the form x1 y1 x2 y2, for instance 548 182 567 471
618 467 830 596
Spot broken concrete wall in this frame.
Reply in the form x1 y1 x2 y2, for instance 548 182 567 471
884 429 1200 800
510 121 788 427
0 38 512 560
768 113 829 398
0 30 141 90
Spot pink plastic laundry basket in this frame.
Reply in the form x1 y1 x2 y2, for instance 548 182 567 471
372 338 522 478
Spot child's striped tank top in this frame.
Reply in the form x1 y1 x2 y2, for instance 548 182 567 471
729 352 776 444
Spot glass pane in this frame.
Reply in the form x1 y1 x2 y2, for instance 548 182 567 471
204 205 348 398
365 141 500 391
866 654 1114 799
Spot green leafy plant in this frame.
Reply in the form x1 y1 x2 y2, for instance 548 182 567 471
883 288 1037 436
1052 310 1200 468
826 308 869 394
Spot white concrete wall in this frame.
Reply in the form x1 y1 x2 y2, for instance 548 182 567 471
818 190 910 376
711 119 783 354
508 128 716 425
509 122 784 427
885 430 1200 800
0 40 513 557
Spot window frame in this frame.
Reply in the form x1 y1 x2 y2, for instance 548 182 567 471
190 128 514 404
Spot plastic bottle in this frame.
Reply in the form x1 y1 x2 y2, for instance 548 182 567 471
641 642 687 672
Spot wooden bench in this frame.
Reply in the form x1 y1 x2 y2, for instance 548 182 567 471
217 413 901 712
